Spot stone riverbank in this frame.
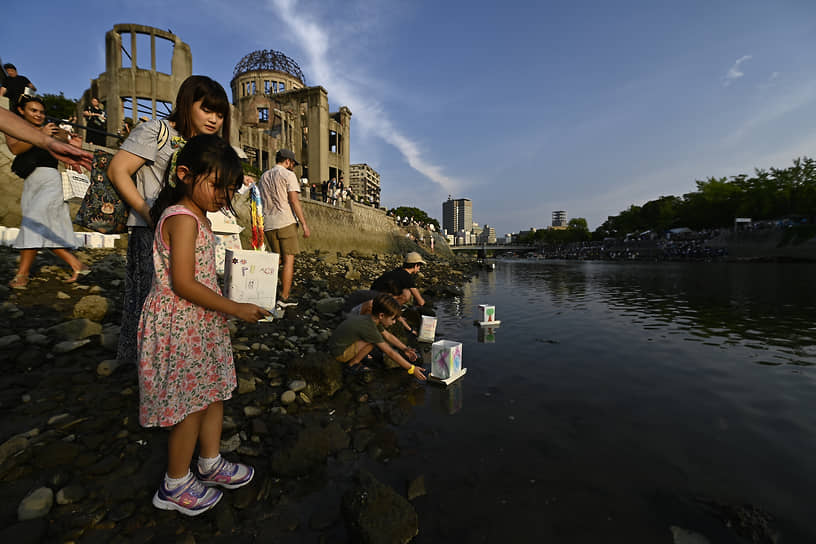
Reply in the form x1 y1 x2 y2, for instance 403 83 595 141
0 246 475 543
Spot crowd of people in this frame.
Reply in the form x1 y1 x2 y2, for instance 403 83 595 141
534 230 728 261
1 69 431 518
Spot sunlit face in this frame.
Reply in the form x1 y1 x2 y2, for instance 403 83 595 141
19 101 45 126
190 99 224 136
190 173 233 213
91 98 99 107
6 68 17 78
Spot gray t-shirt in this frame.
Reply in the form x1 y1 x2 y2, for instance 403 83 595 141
120 119 175 227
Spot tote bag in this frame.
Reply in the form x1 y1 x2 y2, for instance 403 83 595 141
75 121 170 234
74 150 129 234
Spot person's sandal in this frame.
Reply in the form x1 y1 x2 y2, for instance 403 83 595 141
9 274 29 290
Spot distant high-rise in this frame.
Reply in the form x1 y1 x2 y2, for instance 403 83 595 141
442 196 472 236
349 163 381 205
552 210 567 227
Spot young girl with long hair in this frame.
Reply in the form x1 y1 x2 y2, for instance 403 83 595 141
5 95 89 288
109 75 231 366
139 134 269 515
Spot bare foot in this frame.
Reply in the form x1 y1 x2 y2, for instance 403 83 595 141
64 266 91 283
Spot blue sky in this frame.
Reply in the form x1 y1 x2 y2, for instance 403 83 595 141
4 0 816 234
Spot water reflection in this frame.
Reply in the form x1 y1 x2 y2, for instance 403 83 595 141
498 260 816 366
477 325 499 343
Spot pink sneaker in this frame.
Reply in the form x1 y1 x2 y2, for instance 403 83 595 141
152 473 222 516
196 457 254 489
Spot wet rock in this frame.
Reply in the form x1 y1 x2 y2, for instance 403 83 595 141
407 475 426 501
288 352 344 399
281 390 296 405
221 433 241 453
244 406 263 418
99 324 120 351
108 501 136 522
215 502 236 533
32 441 80 469
342 470 418 544
670 526 710 544
53 339 91 353
299 392 311 404
270 422 349 476
288 379 307 392
0 435 29 465
316 297 344 315
0 519 48 543
56 484 86 505
17 487 54 521
0 334 21 348
71 295 110 321
24 331 48 345
48 318 101 340
96 359 119 376
56 291 71 300
237 376 256 394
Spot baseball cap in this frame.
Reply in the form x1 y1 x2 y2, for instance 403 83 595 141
276 148 299 166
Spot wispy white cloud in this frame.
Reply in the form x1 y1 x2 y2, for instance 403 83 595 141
723 55 752 87
271 0 460 193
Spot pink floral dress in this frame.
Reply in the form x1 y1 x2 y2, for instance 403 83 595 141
137 205 236 427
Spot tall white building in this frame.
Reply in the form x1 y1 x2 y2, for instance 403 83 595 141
442 196 472 238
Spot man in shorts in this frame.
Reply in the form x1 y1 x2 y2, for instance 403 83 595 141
258 148 311 309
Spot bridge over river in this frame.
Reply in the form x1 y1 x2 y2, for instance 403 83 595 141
449 244 537 252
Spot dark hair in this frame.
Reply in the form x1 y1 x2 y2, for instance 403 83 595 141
151 134 243 225
371 294 401 318
4 63 16 71
378 279 403 297
167 76 231 140
15 94 44 118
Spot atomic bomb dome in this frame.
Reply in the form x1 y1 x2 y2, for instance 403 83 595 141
229 48 351 187
232 49 306 84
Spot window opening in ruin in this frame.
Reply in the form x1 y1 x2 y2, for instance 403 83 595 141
261 150 269 171
279 82 285 92
120 38 133 69
121 97 173 121
329 131 337 153
154 37 173 74
329 167 338 181
258 108 269 123
135 33 151 69
251 81 256 94
264 81 271 94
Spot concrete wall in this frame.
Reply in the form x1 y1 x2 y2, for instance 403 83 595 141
231 192 440 257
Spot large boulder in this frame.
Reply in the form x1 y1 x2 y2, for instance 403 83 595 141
270 421 349 476
341 470 418 544
47 318 102 340
287 352 344 399
72 295 110 322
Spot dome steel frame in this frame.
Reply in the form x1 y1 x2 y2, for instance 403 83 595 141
232 49 306 84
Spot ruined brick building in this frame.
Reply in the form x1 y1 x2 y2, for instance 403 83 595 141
82 28 352 187
230 49 351 184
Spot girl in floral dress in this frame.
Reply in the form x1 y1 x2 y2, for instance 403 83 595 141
138 134 269 516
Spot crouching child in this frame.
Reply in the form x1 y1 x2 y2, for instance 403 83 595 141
330 294 427 381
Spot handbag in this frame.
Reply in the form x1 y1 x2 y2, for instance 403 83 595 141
74 150 129 234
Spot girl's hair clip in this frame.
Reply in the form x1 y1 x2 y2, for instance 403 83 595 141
168 136 187 188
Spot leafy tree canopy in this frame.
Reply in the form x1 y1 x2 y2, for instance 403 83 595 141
41 92 78 121
388 206 440 230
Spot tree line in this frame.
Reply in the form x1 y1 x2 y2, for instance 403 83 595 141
594 157 816 239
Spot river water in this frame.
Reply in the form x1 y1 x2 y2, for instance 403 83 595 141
390 260 816 543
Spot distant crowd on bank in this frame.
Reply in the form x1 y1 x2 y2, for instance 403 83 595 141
536 229 728 261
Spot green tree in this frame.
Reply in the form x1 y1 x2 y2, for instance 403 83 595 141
41 92 78 121
388 206 440 230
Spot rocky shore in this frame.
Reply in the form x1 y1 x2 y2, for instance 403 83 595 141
0 246 474 543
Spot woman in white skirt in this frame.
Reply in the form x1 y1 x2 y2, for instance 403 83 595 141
5 95 88 289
